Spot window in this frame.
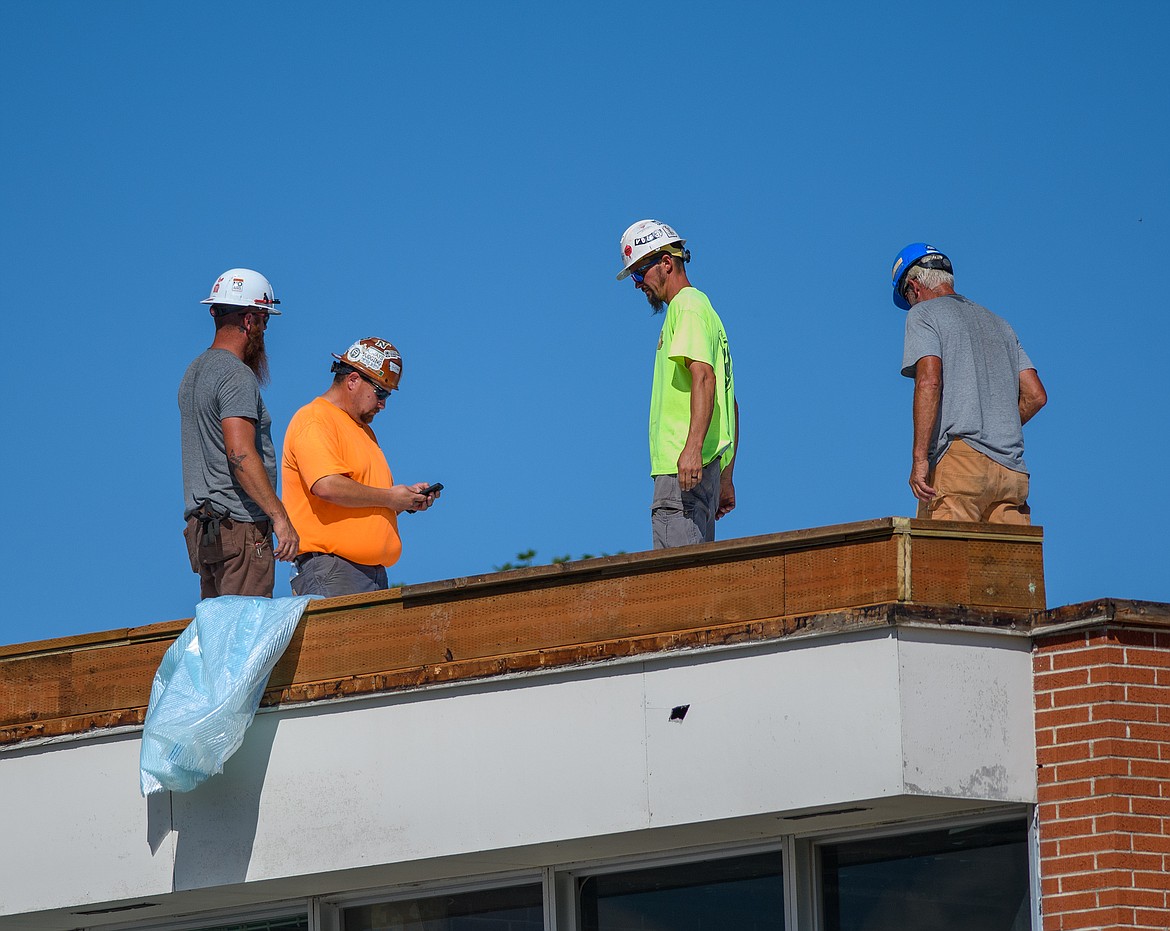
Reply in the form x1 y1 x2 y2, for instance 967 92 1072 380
344 883 543 931
819 819 1029 931
189 919 307 931
578 850 785 931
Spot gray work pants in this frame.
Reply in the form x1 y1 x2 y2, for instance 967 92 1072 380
651 459 721 549
291 553 388 597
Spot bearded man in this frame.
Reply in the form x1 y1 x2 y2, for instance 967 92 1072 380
178 268 299 599
615 220 739 549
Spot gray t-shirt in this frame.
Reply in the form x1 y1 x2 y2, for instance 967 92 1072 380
179 348 276 522
901 293 1035 473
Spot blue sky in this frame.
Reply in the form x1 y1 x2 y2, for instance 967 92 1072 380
1 1 1166 647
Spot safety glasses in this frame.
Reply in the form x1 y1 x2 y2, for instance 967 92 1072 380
360 374 391 401
630 253 666 284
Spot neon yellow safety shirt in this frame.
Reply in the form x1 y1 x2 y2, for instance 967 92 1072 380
648 286 736 476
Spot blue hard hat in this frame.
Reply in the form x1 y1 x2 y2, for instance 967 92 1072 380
890 243 952 310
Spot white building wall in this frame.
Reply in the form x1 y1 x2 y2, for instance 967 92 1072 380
0 625 1036 925
0 736 174 915
898 627 1037 801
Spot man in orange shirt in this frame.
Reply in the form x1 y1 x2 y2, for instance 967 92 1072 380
281 337 440 596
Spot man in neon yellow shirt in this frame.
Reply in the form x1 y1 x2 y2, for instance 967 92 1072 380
616 220 739 548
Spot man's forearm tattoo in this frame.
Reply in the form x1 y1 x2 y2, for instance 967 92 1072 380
228 450 248 470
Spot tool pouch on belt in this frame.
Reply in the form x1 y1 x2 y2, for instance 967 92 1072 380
183 500 236 572
195 500 230 548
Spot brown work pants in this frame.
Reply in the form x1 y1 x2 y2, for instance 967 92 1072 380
183 515 275 599
917 439 1031 525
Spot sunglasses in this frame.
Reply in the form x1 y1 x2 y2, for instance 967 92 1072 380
359 374 391 401
630 253 666 284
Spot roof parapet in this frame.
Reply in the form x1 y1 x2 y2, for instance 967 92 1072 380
1 518 1045 747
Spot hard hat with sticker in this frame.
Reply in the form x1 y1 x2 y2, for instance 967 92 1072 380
200 268 282 314
332 337 404 392
616 220 688 280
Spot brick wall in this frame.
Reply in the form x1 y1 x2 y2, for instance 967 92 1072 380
1034 624 1170 931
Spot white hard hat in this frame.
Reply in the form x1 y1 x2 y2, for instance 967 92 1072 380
200 268 282 315
616 219 687 280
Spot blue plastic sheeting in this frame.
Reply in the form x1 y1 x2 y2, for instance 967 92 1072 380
139 595 313 795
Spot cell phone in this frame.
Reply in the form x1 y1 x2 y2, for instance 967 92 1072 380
406 483 443 514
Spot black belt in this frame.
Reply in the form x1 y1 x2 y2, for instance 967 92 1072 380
295 551 384 572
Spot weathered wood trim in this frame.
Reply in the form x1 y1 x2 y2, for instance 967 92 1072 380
0 601 1034 748
1032 598 1170 636
0 519 1047 748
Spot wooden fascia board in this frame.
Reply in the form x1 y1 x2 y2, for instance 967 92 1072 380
0 518 1049 748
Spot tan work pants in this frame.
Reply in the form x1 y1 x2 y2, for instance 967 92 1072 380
917 439 1031 525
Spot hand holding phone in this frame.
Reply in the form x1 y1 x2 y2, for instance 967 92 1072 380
406 482 443 513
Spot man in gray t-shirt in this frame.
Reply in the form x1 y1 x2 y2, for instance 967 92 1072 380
890 244 1048 524
179 268 299 598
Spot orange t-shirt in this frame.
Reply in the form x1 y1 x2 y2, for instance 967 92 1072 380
281 397 401 567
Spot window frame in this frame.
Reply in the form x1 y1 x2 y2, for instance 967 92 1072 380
94 807 1034 931
559 837 792 931
807 806 1034 931
326 867 548 931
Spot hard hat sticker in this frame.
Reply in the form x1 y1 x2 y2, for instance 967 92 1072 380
633 229 667 247
387 361 401 376
231 278 245 292
349 345 392 372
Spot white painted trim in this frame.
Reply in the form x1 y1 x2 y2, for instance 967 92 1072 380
1028 804 1041 931
552 867 579 931
781 834 804 931
541 867 559 931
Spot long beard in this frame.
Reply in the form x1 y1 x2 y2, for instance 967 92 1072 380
243 327 269 385
647 292 665 314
